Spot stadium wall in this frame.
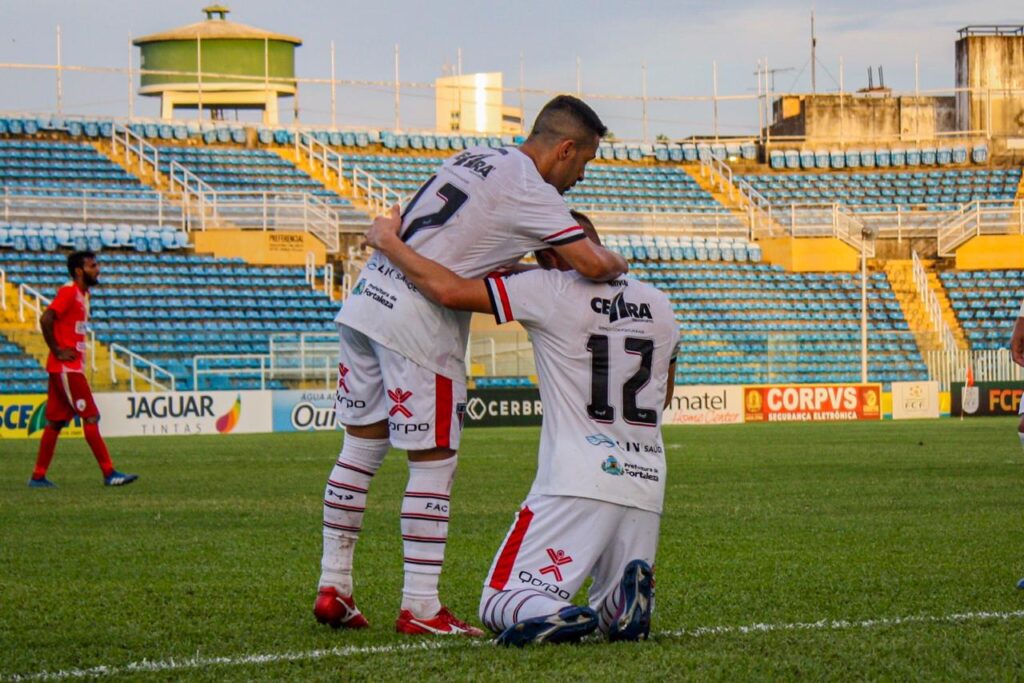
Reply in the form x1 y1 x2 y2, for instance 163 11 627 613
954 235 1024 270
770 94 957 142
758 237 859 272
192 230 326 265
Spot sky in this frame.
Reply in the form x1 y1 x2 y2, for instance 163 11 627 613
0 0 1019 139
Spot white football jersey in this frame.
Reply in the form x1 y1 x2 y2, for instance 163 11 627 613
484 270 680 514
337 146 584 379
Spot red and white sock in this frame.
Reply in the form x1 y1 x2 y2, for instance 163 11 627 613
479 587 570 633
400 455 457 618
319 435 389 594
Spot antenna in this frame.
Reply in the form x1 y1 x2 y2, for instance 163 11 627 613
878 65 885 88
811 10 817 94
867 67 874 90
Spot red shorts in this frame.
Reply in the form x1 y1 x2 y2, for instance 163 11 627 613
46 372 100 423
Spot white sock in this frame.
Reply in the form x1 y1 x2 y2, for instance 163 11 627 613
1018 431 1024 451
319 434 390 594
479 588 571 633
400 455 457 618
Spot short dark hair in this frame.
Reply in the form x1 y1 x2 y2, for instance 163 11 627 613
528 95 607 145
569 210 602 246
67 250 96 278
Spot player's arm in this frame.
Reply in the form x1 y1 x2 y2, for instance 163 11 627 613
39 308 76 362
664 359 677 410
550 238 627 282
1011 306 1024 367
363 206 491 313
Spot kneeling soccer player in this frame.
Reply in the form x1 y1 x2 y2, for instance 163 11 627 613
28 251 138 489
364 207 678 645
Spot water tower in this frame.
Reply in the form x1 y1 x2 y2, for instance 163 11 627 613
134 5 301 124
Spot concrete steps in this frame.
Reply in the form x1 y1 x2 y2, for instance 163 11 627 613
91 140 169 193
682 165 749 221
884 260 943 352
926 271 969 350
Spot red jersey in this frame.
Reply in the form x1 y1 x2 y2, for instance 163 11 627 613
46 282 88 373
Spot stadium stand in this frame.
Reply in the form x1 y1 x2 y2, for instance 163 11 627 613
0 139 153 196
155 145 364 215
0 331 48 394
0 250 338 391
341 152 728 213
603 236 927 385
939 269 1024 350
0 220 188 253
739 168 1020 211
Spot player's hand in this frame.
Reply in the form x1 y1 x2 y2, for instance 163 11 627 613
361 204 402 251
55 348 78 362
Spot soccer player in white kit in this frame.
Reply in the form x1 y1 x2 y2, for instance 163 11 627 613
1011 300 1024 590
314 96 628 635
363 208 678 646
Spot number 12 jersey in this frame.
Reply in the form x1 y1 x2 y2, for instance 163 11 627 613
336 146 585 380
484 270 680 514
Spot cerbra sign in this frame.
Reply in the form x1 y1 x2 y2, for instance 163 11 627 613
463 388 544 427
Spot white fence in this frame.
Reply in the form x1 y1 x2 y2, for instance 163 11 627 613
2 187 185 228
924 348 1023 390
108 343 176 392
192 331 338 390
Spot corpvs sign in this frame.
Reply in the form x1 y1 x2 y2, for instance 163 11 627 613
743 384 882 422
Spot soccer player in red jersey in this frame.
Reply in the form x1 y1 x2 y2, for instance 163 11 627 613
28 250 138 488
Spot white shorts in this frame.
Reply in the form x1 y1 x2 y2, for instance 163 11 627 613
334 324 467 451
481 494 660 614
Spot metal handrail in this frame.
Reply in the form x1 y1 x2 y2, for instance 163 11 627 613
351 166 406 215
911 250 957 350
2 185 180 227
109 343 176 392
111 122 162 180
17 283 48 328
296 131 345 185
167 160 219 231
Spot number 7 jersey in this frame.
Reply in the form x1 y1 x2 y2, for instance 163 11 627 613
336 146 585 380
485 269 680 514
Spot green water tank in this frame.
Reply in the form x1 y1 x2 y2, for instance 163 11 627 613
134 5 302 120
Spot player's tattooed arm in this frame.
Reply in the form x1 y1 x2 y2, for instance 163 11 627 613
363 205 492 313
1011 315 1024 368
551 238 627 282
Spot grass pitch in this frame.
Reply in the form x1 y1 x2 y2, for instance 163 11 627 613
2 419 1024 681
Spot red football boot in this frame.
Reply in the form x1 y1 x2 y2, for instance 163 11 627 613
314 587 369 629
395 606 485 637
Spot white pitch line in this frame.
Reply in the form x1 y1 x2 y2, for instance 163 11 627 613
5 609 1024 682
